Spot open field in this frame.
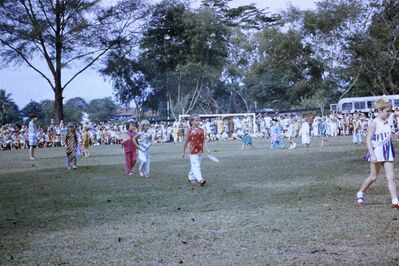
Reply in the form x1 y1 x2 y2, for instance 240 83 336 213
1 137 399 265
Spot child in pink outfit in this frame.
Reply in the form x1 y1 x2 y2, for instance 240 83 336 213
122 122 137 175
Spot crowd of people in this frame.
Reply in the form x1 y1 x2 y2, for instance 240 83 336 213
2 96 399 208
1 109 399 152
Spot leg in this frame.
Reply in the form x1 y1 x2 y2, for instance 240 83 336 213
144 151 150 177
30 147 35 159
383 162 398 202
138 150 147 176
189 154 203 183
359 163 381 194
124 152 132 175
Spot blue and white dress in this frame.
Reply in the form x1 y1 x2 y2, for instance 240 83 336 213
365 119 395 162
28 120 38 146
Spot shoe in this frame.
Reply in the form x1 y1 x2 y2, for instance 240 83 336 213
200 179 206 186
30 157 35 160
288 145 293 149
144 174 149 178
128 172 133 176
357 196 365 207
391 204 399 209
188 179 196 184
139 171 144 177
293 143 296 148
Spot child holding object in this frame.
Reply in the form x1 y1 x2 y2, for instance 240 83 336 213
182 114 210 185
357 98 399 209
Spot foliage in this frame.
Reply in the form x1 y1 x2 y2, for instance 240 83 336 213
0 0 148 122
22 101 44 120
40 99 55 126
0 89 20 125
87 97 117 122
64 97 88 123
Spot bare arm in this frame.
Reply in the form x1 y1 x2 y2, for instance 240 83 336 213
182 132 190 159
132 133 140 149
366 120 377 163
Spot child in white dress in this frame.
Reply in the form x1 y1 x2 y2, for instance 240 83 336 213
299 118 310 148
133 120 153 178
357 98 399 209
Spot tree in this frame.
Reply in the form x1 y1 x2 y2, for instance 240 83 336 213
87 97 117 122
64 97 88 122
22 101 43 118
0 0 147 123
100 49 148 110
0 89 20 124
347 0 399 95
40 99 55 125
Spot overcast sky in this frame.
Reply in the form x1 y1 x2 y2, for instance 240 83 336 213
1 0 318 108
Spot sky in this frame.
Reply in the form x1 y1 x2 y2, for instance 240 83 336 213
0 0 319 108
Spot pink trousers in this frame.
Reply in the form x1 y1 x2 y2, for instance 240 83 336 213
124 152 137 174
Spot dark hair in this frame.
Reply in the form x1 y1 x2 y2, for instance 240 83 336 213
29 113 37 119
126 122 137 130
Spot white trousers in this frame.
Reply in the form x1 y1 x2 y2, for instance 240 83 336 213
352 132 362 144
138 149 150 175
189 154 203 182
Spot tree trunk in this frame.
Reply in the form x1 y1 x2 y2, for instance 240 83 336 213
54 87 63 123
54 0 63 124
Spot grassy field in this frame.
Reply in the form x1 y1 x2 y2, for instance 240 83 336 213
1 137 399 265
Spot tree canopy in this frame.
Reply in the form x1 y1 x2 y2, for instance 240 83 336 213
2 0 399 120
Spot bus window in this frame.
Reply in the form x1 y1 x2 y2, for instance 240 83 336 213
342 102 352 111
354 101 365 110
394 99 399 108
330 104 337 112
367 101 375 109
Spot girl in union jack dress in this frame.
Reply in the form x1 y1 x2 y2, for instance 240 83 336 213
357 97 399 209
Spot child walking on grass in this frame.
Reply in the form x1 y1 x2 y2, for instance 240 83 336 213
241 129 255 150
122 122 137 176
182 114 210 186
133 120 152 178
65 122 78 170
82 126 90 158
28 113 38 160
357 98 399 209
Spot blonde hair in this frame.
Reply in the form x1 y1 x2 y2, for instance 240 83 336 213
375 97 391 111
140 120 150 131
188 114 199 127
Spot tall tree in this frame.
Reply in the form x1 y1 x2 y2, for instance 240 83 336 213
100 49 148 110
0 89 20 124
0 0 147 123
347 0 399 95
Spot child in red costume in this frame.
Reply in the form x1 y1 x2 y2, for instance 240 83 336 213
182 114 211 185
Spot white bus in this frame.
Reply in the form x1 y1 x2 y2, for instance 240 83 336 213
330 95 399 113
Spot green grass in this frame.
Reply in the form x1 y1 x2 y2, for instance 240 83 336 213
1 137 399 265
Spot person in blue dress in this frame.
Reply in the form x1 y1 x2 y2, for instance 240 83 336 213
270 119 285 150
241 129 255 150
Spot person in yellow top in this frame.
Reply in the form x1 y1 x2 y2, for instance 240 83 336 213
82 126 91 158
